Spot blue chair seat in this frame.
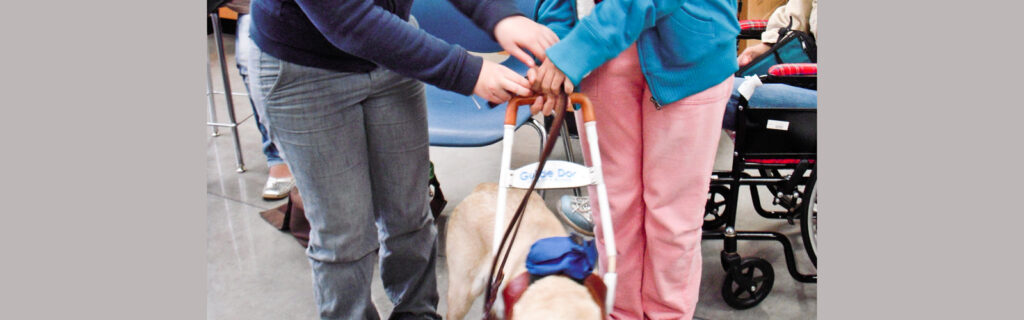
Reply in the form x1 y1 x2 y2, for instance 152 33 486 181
425 85 533 147
425 57 533 147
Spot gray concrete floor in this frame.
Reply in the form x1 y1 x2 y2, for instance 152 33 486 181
207 34 816 320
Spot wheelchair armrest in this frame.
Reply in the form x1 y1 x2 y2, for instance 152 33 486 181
738 20 768 40
768 63 817 77
763 63 817 90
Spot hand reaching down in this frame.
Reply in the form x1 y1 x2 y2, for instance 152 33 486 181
475 59 533 104
493 16 559 68
738 43 772 66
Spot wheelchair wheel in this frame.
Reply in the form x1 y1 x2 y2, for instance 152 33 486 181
800 177 818 267
721 257 775 309
703 186 730 230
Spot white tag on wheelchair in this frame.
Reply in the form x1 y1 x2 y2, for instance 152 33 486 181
766 119 790 131
738 76 763 100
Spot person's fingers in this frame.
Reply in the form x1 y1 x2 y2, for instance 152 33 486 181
526 41 547 62
506 46 536 68
533 67 547 93
541 66 559 95
489 87 511 103
527 68 537 84
540 29 556 44
547 31 559 46
542 93 556 116
501 77 532 97
563 78 574 95
531 95 545 114
502 67 531 90
540 35 558 54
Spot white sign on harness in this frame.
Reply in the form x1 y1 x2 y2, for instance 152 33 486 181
509 160 594 190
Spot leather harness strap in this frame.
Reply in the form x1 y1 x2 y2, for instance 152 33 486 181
483 94 570 319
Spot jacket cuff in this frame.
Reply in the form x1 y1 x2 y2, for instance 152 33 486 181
545 22 611 86
475 0 525 37
452 53 483 96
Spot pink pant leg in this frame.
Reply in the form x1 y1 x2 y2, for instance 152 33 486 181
576 44 647 320
639 78 732 320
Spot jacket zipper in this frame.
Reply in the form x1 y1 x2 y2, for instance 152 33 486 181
635 44 665 110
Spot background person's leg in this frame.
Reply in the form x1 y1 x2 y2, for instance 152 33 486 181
362 69 440 320
640 77 731 320
235 14 283 166
234 14 292 199
250 47 381 319
724 77 817 131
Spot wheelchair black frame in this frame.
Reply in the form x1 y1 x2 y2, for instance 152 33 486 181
701 92 817 285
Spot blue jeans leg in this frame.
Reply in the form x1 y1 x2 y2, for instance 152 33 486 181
250 45 439 320
234 14 284 167
361 69 439 320
723 76 818 131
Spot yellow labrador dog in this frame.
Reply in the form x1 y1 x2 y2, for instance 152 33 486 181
444 183 602 319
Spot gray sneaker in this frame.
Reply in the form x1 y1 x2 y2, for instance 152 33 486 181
557 195 594 237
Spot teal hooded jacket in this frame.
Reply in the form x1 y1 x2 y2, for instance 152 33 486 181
538 0 740 107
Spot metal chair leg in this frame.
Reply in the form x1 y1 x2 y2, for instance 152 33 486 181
210 12 246 173
206 53 219 137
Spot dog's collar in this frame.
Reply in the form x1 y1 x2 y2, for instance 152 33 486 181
502 272 607 319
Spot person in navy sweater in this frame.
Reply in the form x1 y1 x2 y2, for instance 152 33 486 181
246 0 558 318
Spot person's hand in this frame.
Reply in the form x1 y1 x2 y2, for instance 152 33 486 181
738 43 772 66
493 16 559 68
527 60 574 116
475 60 532 104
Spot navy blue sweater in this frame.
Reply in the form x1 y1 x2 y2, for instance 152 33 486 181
250 0 521 95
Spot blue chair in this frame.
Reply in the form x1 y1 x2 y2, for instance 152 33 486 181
410 0 545 151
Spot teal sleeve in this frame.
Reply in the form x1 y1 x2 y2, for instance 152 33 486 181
545 0 683 85
535 0 576 39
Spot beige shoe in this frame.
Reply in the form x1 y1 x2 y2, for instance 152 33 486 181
262 176 295 200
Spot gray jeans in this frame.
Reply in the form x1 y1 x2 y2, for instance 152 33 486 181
249 45 439 320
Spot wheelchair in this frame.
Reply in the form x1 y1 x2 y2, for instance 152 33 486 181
700 18 818 310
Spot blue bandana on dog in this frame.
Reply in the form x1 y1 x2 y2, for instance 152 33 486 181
525 236 598 281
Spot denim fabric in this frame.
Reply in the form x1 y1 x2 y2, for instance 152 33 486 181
249 44 440 320
723 76 818 131
234 14 284 167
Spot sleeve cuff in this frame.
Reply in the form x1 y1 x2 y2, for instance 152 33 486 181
475 0 524 37
452 53 483 95
545 22 612 86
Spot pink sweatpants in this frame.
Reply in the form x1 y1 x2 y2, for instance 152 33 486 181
576 45 731 320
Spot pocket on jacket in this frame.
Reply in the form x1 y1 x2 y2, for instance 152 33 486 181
671 5 714 36
651 8 716 68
